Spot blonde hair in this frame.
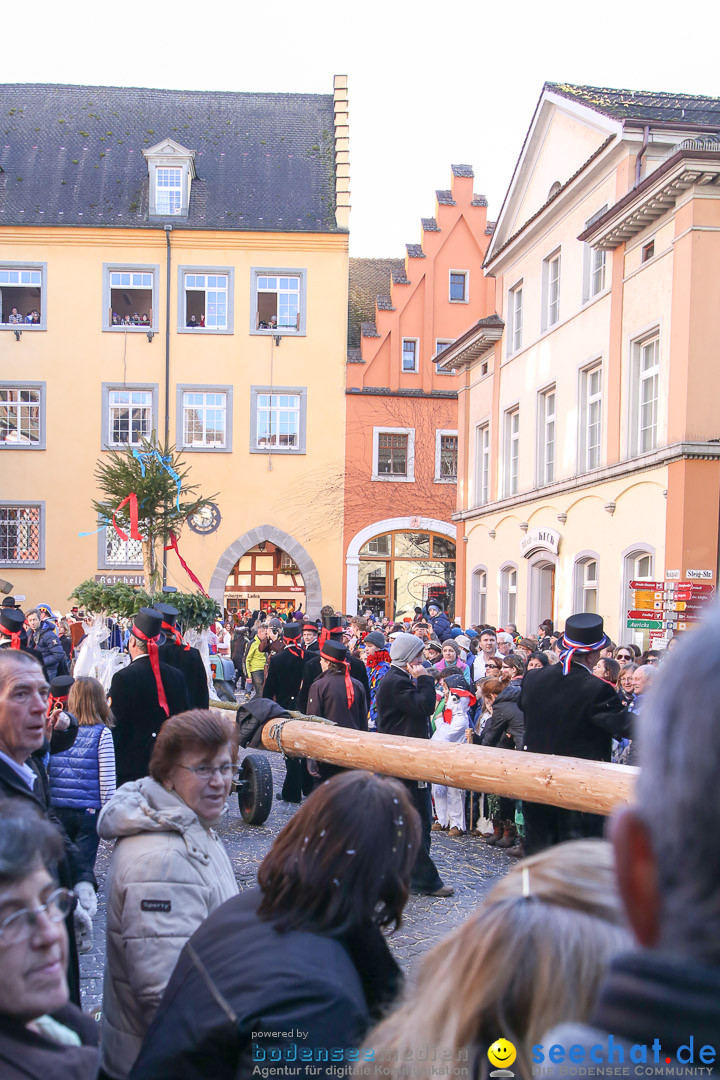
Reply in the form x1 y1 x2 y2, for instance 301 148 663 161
67 676 111 727
360 840 629 1080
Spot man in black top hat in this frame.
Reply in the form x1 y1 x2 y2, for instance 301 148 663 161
298 614 370 712
301 617 320 656
306 639 367 782
0 607 49 677
519 612 631 855
109 608 190 787
263 623 309 802
155 602 210 710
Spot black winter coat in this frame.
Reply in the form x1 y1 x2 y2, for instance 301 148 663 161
519 661 630 762
109 656 190 787
299 651 369 713
157 640 209 710
375 666 436 740
306 670 368 731
129 887 402 1080
480 679 524 750
28 620 66 679
262 646 306 710
0 1004 99 1079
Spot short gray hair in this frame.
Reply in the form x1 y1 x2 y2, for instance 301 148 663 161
0 649 43 693
634 612 720 960
0 800 64 885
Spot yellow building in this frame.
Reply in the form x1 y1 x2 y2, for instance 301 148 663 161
0 78 351 617
442 83 720 645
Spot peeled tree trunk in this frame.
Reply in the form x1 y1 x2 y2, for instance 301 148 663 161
142 536 161 595
260 719 637 816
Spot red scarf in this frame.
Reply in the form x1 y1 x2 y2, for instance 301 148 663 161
320 647 355 707
366 650 391 669
161 621 190 651
132 626 169 717
285 641 305 660
0 626 21 649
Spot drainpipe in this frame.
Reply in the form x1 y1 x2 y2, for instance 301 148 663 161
635 124 650 186
162 225 173 588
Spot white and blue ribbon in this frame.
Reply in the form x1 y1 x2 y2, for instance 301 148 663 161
559 633 606 675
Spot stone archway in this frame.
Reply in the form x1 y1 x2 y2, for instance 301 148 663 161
208 525 323 618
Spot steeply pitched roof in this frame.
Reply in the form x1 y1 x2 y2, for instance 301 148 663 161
547 83 720 128
348 257 404 348
0 83 340 231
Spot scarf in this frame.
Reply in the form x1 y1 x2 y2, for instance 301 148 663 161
366 650 391 670
162 621 190 651
132 625 169 717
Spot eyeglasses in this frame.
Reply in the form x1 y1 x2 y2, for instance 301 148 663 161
617 653 633 660
177 764 240 782
485 663 500 670
0 887 76 946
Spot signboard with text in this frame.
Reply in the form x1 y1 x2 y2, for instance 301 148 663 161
627 578 715 631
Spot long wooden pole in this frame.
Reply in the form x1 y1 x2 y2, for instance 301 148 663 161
260 720 636 816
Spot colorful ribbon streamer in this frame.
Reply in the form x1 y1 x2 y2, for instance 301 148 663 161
132 448 182 510
112 494 143 542
131 624 169 717
164 533 209 597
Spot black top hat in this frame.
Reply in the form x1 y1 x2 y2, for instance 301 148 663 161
321 614 343 631
283 622 302 640
443 672 471 693
562 613 608 650
154 603 179 626
1 596 17 609
0 609 25 636
302 618 318 632
49 675 74 700
321 639 349 664
131 607 164 642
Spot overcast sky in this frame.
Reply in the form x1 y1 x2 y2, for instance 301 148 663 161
6 0 719 256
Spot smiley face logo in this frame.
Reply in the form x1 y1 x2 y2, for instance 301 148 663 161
488 1039 517 1070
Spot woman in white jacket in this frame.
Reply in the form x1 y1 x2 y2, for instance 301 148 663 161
98 710 239 1079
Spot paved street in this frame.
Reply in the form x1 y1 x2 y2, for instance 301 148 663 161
80 748 511 1010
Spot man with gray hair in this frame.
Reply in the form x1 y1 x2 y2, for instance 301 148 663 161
544 615 720 1062
375 633 454 897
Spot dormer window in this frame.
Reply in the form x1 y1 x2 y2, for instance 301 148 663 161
142 139 196 219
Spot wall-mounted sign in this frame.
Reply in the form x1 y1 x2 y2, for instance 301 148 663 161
520 528 560 559
94 574 145 586
686 569 714 580
665 569 680 580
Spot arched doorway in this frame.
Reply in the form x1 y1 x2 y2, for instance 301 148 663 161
346 517 457 620
208 526 322 618
527 555 557 633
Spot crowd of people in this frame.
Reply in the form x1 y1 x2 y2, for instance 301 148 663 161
0 589 711 1079
5 307 41 324
110 313 151 327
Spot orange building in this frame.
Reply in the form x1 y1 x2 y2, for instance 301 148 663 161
343 166 494 619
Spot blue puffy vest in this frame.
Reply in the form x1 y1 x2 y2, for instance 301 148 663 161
48 724 103 809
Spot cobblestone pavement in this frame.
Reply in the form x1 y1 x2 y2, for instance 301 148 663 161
80 748 513 1010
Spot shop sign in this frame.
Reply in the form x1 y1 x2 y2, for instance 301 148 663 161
520 528 560 559
94 574 144 586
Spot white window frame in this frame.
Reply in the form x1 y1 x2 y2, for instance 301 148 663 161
103 264 160 333
582 207 608 302
0 501 45 568
503 407 520 498
578 362 603 473
434 340 456 374
0 263 47 331
178 266 234 334
155 166 183 216
537 386 556 486
541 250 561 332
475 422 490 506
448 270 469 303
371 427 415 483
500 563 518 627
573 552 600 614
0 383 46 449
471 565 488 625
507 281 523 355
401 338 419 374
101 383 159 450
250 386 307 455
250 268 307 337
98 526 144 571
176 385 233 453
435 430 458 483
629 331 660 457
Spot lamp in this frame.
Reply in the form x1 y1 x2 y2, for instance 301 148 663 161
257 540 267 552
0 579 14 595
488 529 496 539
520 522 529 532
557 512 568 524
273 335 282 347
146 331 155 343
604 502 616 515
13 329 22 342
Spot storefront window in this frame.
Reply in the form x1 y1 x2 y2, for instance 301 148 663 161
357 530 455 620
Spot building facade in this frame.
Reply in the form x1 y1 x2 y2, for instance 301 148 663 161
443 83 720 644
0 79 351 618
344 167 493 619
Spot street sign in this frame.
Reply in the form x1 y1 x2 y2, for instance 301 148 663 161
629 580 665 590
627 618 663 629
633 590 663 603
690 582 715 594
686 569 714 580
627 609 670 620
633 598 659 610
666 570 680 580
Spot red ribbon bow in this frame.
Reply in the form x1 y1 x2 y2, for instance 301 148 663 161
113 493 143 542
161 621 190 651
46 694 69 719
0 626 21 650
132 625 169 717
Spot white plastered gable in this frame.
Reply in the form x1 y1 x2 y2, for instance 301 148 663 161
486 90 621 261
142 138 197 218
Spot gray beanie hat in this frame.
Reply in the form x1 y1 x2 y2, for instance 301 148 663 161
364 630 386 649
441 638 460 655
389 632 425 665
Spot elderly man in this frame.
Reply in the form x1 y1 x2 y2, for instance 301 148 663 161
544 614 720 1061
495 631 514 658
0 650 94 1005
